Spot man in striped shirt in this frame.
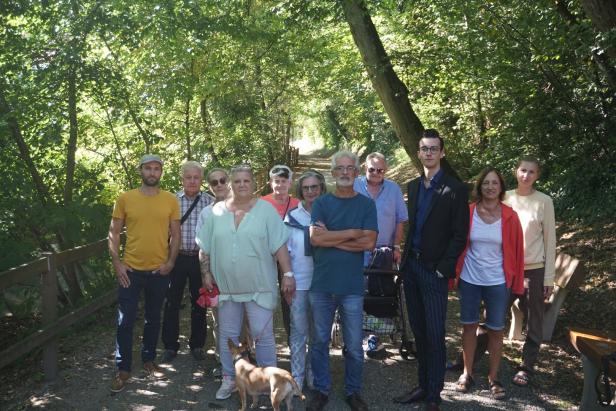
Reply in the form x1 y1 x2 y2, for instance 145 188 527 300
161 161 214 362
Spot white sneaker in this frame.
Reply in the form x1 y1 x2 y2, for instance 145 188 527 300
216 377 237 400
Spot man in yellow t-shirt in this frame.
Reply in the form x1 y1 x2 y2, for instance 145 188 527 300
108 154 181 393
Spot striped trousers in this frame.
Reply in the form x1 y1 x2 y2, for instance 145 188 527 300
404 257 449 404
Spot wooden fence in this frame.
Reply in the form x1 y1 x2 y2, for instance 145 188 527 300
0 237 117 381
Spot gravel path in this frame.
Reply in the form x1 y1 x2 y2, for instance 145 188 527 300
2 294 571 411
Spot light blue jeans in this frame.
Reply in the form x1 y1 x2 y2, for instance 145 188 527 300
310 292 364 396
218 300 276 378
290 290 312 387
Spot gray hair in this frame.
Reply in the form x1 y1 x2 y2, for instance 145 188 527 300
295 170 328 200
365 152 388 167
230 164 254 181
331 150 359 170
180 161 203 177
206 167 228 181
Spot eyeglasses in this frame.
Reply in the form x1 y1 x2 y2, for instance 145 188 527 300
419 146 441 154
367 167 385 174
301 184 320 192
209 177 227 187
333 165 356 173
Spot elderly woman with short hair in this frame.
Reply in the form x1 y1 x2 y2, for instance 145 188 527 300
285 170 327 390
196 165 295 400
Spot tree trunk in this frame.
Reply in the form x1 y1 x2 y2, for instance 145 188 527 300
199 99 219 164
339 0 459 178
184 97 192 160
0 83 51 206
64 66 78 205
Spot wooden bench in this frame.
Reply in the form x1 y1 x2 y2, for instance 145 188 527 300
508 253 586 342
568 327 616 410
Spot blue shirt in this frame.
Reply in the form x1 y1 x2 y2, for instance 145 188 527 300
311 193 378 295
353 176 408 246
412 169 444 250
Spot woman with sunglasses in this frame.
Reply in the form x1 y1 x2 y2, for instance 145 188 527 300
505 156 556 388
195 168 231 377
196 165 295 400
454 167 524 400
284 170 327 390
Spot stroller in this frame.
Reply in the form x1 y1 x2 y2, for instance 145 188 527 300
331 248 416 360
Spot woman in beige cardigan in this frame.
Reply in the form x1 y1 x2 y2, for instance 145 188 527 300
504 156 556 387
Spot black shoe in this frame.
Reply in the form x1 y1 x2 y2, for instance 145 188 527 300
346 393 368 411
307 391 329 411
392 386 427 404
191 348 207 361
160 349 176 363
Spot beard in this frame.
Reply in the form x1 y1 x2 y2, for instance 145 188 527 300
142 175 160 187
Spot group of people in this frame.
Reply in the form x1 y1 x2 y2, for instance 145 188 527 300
107 128 556 411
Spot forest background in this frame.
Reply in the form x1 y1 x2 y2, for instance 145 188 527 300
1 0 615 322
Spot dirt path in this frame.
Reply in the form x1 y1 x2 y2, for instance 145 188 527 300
1 295 577 411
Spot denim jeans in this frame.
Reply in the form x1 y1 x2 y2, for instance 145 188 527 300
310 292 364 396
161 254 207 351
218 301 276 378
290 290 312 387
115 270 170 372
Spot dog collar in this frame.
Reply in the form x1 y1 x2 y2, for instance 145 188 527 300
232 350 251 365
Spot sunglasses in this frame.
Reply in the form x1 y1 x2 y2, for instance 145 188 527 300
209 177 227 187
301 184 320 192
367 167 385 174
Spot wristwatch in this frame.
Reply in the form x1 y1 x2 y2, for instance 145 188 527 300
283 271 295 278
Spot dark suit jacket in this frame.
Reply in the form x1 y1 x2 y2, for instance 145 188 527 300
401 172 469 279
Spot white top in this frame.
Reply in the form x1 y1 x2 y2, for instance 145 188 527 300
460 208 505 286
284 202 314 291
504 189 556 286
195 203 214 246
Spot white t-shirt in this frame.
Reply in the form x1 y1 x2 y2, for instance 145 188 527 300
460 208 505 286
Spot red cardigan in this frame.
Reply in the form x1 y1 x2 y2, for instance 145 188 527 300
455 202 525 295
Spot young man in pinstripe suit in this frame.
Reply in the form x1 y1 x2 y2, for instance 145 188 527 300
393 130 469 411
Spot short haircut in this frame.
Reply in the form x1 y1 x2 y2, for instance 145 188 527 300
295 170 328 200
269 164 293 180
474 166 506 202
331 150 359 170
180 161 203 177
230 164 254 181
206 167 229 181
365 152 388 167
420 128 444 151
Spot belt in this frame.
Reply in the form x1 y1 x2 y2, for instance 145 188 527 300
179 250 199 257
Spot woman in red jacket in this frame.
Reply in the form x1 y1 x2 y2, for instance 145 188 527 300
454 167 524 400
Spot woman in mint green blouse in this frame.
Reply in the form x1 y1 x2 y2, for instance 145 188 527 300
196 165 295 400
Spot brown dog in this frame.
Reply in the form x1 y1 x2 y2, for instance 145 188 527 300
228 339 305 411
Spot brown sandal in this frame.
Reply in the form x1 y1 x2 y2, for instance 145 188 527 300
512 369 531 387
490 380 506 400
455 374 475 393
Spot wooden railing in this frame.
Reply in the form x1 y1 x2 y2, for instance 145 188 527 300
0 237 117 381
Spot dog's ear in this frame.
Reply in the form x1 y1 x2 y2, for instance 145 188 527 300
227 338 236 351
242 337 251 350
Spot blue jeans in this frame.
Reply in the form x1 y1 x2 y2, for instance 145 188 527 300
458 279 510 330
309 292 364 396
218 301 276 378
116 270 170 372
290 290 312 386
